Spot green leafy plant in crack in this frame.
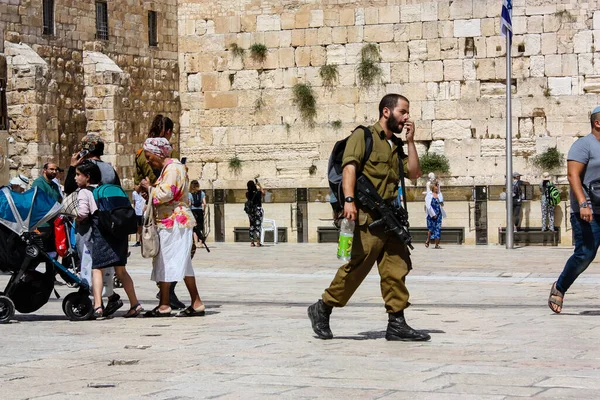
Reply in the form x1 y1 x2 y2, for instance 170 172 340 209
357 43 383 89
420 153 451 175
250 43 268 63
229 43 245 59
319 64 339 91
331 120 342 130
532 147 564 171
228 156 243 175
292 83 317 128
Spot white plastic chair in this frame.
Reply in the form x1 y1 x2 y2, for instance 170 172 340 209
260 218 278 245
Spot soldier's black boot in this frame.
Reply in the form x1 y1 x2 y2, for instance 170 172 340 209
308 299 333 339
386 311 431 342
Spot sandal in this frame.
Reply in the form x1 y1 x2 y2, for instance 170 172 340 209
143 306 172 318
123 304 144 318
250 242 256 247
176 305 206 317
425 240 430 248
93 306 104 319
434 245 442 249
548 282 564 314
104 293 124 317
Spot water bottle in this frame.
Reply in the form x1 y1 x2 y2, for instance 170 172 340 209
337 218 355 261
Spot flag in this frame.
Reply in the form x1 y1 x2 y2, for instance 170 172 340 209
501 0 513 40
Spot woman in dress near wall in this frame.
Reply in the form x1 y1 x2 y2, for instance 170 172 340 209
425 181 445 249
245 179 265 247
140 138 205 317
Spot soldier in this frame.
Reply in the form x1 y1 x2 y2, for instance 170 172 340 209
308 93 431 341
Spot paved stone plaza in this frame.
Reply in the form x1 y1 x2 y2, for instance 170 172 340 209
1 242 600 399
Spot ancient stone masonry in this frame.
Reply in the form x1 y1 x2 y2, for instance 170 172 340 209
178 0 600 189
0 0 180 187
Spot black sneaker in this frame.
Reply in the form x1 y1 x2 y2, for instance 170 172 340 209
385 311 431 342
307 299 333 339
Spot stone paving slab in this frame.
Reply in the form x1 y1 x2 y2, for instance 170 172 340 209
1 243 600 399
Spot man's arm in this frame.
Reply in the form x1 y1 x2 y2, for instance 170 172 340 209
404 121 421 180
568 160 593 222
342 162 358 221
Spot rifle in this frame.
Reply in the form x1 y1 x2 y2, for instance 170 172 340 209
355 175 413 250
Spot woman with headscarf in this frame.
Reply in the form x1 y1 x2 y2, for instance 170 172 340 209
245 179 265 247
139 138 205 317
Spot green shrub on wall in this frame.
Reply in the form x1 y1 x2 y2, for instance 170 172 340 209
420 153 450 175
292 83 317 128
532 147 564 171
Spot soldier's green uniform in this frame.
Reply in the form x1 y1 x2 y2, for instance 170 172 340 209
322 122 412 313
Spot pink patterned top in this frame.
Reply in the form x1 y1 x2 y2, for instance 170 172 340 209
151 159 195 229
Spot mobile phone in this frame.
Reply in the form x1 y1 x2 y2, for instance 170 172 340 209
79 149 89 159
181 157 187 164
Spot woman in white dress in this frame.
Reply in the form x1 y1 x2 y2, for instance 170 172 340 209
140 138 205 317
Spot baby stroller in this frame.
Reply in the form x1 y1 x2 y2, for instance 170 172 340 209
0 187 93 323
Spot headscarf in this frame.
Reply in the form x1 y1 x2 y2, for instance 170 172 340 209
81 134 104 154
9 174 29 190
143 137 173 158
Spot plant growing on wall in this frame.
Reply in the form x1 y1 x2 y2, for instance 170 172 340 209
319 64 339 91
308 164 317 175
357 43 383 89
228 156 242 175
250 43 268 63
532 147 564 171
292 83 317 128
229 43 245 59
331 120 342 130
420 153 451 175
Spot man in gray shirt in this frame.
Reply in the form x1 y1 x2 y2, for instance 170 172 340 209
548 106 600 313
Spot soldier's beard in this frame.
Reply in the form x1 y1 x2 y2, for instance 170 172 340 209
386 114 404 134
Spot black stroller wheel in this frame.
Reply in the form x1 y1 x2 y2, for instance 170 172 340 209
113 275 123 288
0 295 15 324
62 292 93 321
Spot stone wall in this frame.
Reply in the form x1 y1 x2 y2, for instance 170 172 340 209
0 0 180 185
178 0 600 191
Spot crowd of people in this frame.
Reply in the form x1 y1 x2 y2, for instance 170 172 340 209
4 98 600 338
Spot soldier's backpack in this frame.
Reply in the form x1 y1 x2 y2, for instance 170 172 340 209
327 126 373 213
93 184 138 237
546 182 561 206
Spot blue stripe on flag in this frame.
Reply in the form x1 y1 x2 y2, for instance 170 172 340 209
501 0 513 39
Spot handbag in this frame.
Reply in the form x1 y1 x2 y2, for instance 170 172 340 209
584 179 600 206
141 188 160 258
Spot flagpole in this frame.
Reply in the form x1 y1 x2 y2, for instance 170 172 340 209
505 32 514 249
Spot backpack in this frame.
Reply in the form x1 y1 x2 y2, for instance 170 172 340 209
244 192 258 215
191 191 203 208
327 126 373 213
545 182 561 206
93 184 138 237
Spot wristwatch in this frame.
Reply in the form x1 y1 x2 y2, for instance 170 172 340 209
345 196 354 203
580 201 590 208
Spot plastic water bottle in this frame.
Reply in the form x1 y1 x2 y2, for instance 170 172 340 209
337 218 355 261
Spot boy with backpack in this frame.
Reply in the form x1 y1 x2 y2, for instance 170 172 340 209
540 172 560 231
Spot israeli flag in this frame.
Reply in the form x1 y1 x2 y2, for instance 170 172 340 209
501 0 513 40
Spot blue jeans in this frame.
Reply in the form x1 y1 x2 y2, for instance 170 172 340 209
556 213 600 293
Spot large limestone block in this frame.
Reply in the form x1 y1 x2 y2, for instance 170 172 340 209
326 44 346 65
400 5 421 23
390 62 409 83
295 47 311 67
318 27 332 45
257 14 281 32
445 138 481 158
424 61 443 82
475 58 497 80
443 59 463 81
583 76 600 93
310 46 326 66
409 22 423 40
408 40 428 60
379 6 400 24
449 0 473 20
427 38 441 60
379 42 408 62
434 100 458 119
409 61 424 82
332 27 347 44
440 38 459 59
259 69 283 89
310 10 324 28
347 26 364 42
205 92 238 109
364 24 394 43
574 31 593 54
232 70 259 90
522 34 541 56
278 48 295 68
340 9 355 26
454 19 481 37
422 2 438 22
562 54 578 76
432 119 471 139
291 30 305 47
527 16 544 34
548 77 572 96
305 29 318 46
423 21 438 40
324 10 339 27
